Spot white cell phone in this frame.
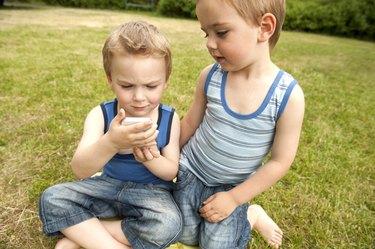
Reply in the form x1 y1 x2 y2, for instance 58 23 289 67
119 117 153 155
121 117 152 126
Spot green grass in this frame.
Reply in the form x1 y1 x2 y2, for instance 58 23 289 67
1 4 374 249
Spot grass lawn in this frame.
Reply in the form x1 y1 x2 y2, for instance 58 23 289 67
0 3 374 249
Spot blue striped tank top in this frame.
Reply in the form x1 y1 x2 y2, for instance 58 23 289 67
180 63 298 187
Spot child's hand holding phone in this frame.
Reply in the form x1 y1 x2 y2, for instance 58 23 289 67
120 117 159 156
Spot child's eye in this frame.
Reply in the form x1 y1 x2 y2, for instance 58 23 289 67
147 85 157 89
121 85 132 89
216 31 228 37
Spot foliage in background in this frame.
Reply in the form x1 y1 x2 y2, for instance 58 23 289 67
4 0 374 40
38 0 123 9
284 0 375 40
157 0 375 40
157 0 195 18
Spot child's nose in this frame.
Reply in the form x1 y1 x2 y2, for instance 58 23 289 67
133 88 145 101
206 36 217 50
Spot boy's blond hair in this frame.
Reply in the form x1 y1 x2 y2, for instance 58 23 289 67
221 0 285 50
102 21 172 81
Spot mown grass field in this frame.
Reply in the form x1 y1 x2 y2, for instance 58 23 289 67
0 3 374 249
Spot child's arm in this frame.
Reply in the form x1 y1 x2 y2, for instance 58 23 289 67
133 112 180 181
179 65 212 148
200 84 305 223
71 107 158 179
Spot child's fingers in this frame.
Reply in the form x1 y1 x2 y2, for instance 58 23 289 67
144 130 159 144
133 147 146 162
114 108 126 125
133 146 159 162
202 195 215 205
142 141 158 147
133 121 155 132
135 130 159 146
149 147 160 158
141 147 154 161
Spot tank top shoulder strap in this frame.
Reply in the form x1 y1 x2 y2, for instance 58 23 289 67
157 104 175 148
100 99 118 133
204 63 225 96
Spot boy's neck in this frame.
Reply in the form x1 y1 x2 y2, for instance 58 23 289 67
230 57 278 82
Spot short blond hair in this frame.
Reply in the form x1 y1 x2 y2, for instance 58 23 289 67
102 21 172 81
219 0 285 50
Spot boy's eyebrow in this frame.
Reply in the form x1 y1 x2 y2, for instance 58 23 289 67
144 81 161 85
117 79 131 84
117 79 162 85
201 22 230 31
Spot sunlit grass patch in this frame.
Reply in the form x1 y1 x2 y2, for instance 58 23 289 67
0 5 374 249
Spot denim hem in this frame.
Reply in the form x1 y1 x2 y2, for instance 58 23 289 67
43 212 96 237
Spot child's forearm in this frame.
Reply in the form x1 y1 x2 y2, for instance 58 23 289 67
179 119 198 148
228 160 291 206
71 133 118 179
143 156 178 181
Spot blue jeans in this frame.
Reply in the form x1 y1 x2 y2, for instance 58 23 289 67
173 164 251 249
39 174 182 249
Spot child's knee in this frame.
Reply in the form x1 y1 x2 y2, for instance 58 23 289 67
40 185 62 206
178 227 199 246
39 184 75 214
158 210 183 244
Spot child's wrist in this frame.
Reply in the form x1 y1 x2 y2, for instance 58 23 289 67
102 133 121 153
228 189 248 206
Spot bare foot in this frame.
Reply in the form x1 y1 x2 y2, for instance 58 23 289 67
248 204 283 248
55 237 81 249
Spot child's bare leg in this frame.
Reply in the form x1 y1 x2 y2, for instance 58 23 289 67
60 218 131 249
247 204 283 249
54 237 80 249
101 220 129 245
55 219 130 249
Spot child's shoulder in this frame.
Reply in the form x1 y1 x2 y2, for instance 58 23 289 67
85 99 115 123
196 63 217 86
160 102 180 119
199 63 216 77
85 104 105 122
279 70 304 97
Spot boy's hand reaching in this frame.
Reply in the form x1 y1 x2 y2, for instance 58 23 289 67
199 191 238 223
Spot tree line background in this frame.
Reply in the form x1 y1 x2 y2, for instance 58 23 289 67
3 0 375 41
4 0 374 41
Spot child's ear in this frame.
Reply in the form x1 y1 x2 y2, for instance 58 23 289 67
258 13 276 43
163 80 169 90
106 74 113 88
